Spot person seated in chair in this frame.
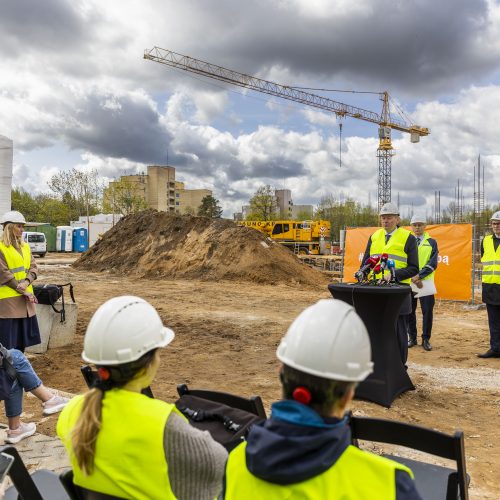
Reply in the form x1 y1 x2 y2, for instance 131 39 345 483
223 299 422 499
57 296 227 500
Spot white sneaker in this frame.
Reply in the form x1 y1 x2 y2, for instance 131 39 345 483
5 422 36 444
42 395 70 415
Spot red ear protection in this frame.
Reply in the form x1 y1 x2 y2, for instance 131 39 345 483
292 386 312 405
97 367 110 381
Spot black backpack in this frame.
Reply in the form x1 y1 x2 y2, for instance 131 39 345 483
33 283 75 323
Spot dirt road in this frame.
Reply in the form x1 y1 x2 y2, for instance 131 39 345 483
9 257 500 499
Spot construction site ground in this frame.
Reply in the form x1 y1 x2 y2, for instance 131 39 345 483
2 247 499 499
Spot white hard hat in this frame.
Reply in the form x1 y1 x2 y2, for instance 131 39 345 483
491 211 500 221
410 214 426 224
83 296 175 365
379 203 399 216
276 299 373 382
0 210 26 225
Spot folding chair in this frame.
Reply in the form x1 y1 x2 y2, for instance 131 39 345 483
349 416 469 500
59 469 125 500
0 445 69 500
80 365 154 399
176 383 267 419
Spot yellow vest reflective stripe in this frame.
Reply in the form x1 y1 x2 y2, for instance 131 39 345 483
224 441 413 499
417 232 435 281
57 389 182 500
370 228 412 284
0 242 34 299
481 235 500 285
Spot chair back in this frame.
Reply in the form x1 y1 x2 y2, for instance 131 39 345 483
176 383 267 419
349 416 469 500
59 469 126 499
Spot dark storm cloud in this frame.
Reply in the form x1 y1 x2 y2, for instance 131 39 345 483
61 92 173 164
0 0 89 57
176 0 497 98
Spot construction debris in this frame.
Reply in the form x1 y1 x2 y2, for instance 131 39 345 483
74 210 328 287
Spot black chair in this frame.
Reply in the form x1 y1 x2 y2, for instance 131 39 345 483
59 469 125 500
349 416 469 500
1 445 69 500
176 383 267 419
80 365 154 399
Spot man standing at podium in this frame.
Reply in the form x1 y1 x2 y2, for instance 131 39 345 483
360 203 419 364
408 215 438 352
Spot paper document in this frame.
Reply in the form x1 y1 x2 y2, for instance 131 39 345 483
411 280 437 298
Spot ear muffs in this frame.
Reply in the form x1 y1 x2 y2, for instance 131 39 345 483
292 386 312 405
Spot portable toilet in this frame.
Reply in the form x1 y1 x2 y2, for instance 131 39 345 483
72 227 88 252
56 226 74 252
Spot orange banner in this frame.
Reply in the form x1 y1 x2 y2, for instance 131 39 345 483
343 224 472 301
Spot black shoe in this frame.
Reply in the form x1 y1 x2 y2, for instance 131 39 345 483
423 340 432 351
477 349 500 358
408 338 417 348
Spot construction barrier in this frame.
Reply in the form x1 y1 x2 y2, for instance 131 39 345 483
343 224 472 301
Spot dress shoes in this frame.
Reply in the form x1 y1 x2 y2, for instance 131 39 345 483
408 338 417 348
477 349 500 358
423 340 432 351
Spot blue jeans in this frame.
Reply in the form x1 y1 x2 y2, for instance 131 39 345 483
3 349 42 418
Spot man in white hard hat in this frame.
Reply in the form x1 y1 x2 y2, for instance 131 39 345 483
478 211 500 358
358 202 419 364
223 299 421 499
408 215 439 351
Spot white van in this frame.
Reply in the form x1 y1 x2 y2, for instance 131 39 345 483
22 232 47 258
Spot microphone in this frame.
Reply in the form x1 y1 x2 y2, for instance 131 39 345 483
354 256 378 282
387 259 396 282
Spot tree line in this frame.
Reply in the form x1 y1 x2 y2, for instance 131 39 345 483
11 168 223 225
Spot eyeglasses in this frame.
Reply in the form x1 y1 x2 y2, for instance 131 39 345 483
492 222 500 225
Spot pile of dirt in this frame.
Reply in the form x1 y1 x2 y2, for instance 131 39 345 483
74 210 328 287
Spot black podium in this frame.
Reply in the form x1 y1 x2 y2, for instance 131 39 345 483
328 283 414 407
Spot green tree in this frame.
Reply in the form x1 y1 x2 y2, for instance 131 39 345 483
247 185 278 221
197 195 223 218
103 178 148 216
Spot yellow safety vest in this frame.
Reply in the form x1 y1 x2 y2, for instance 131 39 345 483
0 242 34 299
224 441 413 499
370 227 412 284
481 234 500 285
57 389 183 500
416 232 435 281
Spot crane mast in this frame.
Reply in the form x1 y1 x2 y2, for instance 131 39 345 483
144 46 429 210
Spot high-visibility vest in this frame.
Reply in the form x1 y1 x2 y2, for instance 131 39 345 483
370 227 412 284
481 234 500 285
57 389 183 500
0 242 34 300
417 232 435 281
224 441 413 499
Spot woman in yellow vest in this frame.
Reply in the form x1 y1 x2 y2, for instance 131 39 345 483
57 296 227 500
223 299 421 499
0 210 41 351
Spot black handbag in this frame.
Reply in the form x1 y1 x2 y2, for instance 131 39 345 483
33 283 75 323
175 394 264 451
0 344 17 401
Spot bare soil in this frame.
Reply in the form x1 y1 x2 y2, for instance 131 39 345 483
4 214 499 499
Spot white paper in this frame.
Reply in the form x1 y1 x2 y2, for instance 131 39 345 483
411 279 437 298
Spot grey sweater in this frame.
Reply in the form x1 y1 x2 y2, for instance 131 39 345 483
165 412 228 499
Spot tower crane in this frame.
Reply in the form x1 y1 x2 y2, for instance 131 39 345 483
144 46 429 211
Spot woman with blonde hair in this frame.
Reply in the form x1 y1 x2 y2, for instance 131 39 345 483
57 296 227 500
0 210 41 352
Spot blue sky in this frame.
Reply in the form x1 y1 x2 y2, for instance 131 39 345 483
2 0 500 217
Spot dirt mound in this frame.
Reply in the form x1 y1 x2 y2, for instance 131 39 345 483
74 210 328 287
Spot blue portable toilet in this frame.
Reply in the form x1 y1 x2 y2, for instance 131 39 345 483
72 227 88 252
56 226 74 252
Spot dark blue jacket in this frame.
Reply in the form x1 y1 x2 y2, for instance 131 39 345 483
224 400 421 499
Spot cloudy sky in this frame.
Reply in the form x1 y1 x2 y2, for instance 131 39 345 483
2 0 500 218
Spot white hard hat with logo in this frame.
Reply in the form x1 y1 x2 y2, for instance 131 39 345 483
379 203 400 216
83 296 175 365
410 214 426 224
276 299 373 382
0 210 26 225
491 211 500 221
